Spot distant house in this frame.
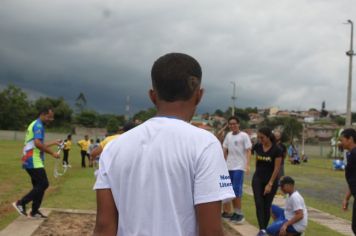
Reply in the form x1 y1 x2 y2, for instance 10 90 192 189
305 124 339 142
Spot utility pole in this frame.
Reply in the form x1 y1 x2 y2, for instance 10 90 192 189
345 19 356 127
230 81 236 116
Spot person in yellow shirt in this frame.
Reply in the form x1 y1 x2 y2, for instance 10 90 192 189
90 122 136 164
77 135 90 168
62 134 72 167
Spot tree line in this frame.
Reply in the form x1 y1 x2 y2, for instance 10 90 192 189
0 85 126 133
2 84 348 141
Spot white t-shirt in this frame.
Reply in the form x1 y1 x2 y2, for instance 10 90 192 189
223 131 252 171
94 117 235 236
285 191 308 232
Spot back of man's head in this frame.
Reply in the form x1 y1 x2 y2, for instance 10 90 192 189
38 107 53 117
151 53 202 102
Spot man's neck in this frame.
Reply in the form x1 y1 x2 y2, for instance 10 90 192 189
156 102 195 122
232 130 240 135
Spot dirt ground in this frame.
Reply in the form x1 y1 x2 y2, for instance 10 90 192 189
32 212 96 236
32 211 240 236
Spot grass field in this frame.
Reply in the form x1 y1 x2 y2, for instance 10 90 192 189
0 140 96 230
0 140 352 235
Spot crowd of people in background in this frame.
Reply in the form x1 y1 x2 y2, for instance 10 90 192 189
11 52 356 236
217 117 308 236
56 122 137 170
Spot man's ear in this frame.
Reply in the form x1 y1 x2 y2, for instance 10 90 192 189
194 88 204 106
149 89 157 105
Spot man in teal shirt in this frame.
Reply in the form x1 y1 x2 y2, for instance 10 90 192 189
13 107 60 218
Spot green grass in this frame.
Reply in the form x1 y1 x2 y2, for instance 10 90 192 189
0 141 352 235
241 194 345 236
0 140 96 230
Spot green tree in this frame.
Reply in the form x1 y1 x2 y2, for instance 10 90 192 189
214 109 224 116
34 97 73 128
333 116 346 126
106 117 120 134
0 85 34 130
75 110 98 127
283 117 303 142
133 108 157 122
97 114 125 128
260 117 302 142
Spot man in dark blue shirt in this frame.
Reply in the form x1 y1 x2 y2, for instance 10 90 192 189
340 128 356 234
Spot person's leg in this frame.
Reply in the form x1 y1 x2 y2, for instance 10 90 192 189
81 151 86 167
271 204 285 221
63 149 68 165
266 219 287 236
286 224 300 235
87 153 92 167
352 197 356 235
30 168 49 214
222 171 234 216
222 201 232 214
263 181 279 229
232 170 244 214
20 169 37 205
252 175 266 230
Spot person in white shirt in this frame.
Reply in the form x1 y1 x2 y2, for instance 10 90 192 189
222 116 252 224
93 52 235 236
266 176 308 236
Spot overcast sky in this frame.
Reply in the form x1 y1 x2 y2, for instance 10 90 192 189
1 0 356 115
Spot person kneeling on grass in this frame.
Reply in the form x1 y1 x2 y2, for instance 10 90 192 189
266 176 308 236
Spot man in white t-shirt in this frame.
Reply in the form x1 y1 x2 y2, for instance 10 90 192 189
266 176 308 236
93 53 235 236
222 116 252 224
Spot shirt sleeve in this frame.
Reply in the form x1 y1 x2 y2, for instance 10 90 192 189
244 133 252 150
93 148 111 190
194 141 235 205
291 195 304 212
33 122 44 140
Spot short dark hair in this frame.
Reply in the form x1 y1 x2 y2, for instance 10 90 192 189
228 116 240 124
279 176 295 186
151 53 202 102
341 128 356 142
38 107 53 116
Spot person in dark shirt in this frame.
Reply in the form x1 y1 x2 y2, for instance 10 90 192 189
341 128 356 234
252 127 282 236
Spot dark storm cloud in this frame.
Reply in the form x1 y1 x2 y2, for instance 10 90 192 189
0 0 355 114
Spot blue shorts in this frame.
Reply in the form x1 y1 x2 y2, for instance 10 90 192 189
266 205 299 236
229 170 244 197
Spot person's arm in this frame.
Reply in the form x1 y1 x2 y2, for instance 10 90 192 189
223 148 228 161
245 148 251 175
94 189 118 236
343 187 352 211
279 209 304 236
264 157 282 195
45 140 61 147
34 139 59 158
91 146 103 161
195 201 224 236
